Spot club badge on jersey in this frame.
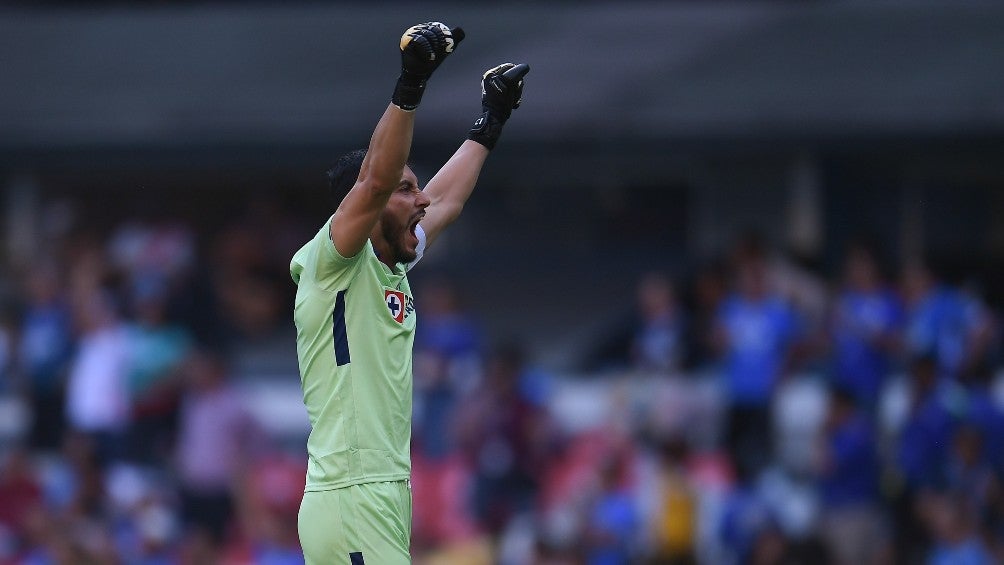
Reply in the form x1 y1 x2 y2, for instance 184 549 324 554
385 289 415 324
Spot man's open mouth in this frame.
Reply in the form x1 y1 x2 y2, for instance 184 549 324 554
408 213 425 237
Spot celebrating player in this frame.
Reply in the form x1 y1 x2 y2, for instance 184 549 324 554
290 22 529 564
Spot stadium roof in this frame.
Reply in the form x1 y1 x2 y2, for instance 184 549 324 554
2 1 1003 154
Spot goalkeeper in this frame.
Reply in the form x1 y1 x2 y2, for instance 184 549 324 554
291 21 529 564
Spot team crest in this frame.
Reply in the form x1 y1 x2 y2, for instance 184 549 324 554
385 289 406 324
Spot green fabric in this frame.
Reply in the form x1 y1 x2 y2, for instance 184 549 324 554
298 480 412 564
291 219 416 492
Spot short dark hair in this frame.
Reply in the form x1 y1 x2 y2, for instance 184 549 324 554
326 148 367 206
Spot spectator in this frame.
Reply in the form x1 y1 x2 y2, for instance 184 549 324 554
18 264 74 450
411 449 485 558
715 238 800 478
941 426 997 516
923 494 994 565
684 262 727 370
108 218 194 286
936 420 1004 560
896 355 958 491
901 263 995 380
815 387 886 565
957 366 1004 472
632 273 685 374
211 224 285 342
64 289 131 465
131 501 179 565
0 309 15 392
583 453 639 565
529 538 581 565
717 483 776 564
0 448 43 556
830 244 901 407
227 455 306 565
455 344 552 536
892 354 958 562
416 276 483 369
174 351 256 545
217 269 285 342
413 352 459 460
108 477 180 565
17 504 80 565
125 277 192 463
413 276 482 460
747 524 788 565
956 284 998 380
647 436 697 564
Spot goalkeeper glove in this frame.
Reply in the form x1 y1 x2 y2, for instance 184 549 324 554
392 22 465 111
468 62 530 150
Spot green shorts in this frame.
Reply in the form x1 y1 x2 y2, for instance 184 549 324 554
298 480 412 565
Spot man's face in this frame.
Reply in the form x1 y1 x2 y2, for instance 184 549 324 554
379 166 430 265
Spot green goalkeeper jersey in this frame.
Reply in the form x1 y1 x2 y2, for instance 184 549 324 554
290 218 423 491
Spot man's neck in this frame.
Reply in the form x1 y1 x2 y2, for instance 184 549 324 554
370 235 398 270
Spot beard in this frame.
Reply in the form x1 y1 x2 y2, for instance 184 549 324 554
380 213 418 265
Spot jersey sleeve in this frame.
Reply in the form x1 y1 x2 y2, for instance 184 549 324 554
290 218 364 290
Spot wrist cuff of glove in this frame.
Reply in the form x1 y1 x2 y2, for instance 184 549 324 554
392 73 427 112
467 111 506 150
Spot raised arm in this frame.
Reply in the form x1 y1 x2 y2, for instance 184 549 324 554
420 63 530 248
330 22 463 258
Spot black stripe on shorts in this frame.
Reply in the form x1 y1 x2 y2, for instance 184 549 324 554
349 552 365 564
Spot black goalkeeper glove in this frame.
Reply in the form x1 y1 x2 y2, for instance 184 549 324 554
468 62 530 150
392 22 465 111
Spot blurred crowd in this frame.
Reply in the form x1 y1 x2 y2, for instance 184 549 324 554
407 234 1004 565
0 201 311 565
0 200 1002 565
